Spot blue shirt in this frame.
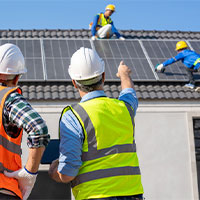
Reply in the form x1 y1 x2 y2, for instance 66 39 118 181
91 13 121 38
163 49 200 70
58 88 138 176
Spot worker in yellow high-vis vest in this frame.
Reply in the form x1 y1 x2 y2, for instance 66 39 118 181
90 4 125 40
48 47 144 200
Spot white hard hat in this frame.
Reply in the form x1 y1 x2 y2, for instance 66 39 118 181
68 47 105 81
0 43 27 75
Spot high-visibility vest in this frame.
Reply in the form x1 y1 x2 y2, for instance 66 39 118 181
194 58 200 66
61 97 143 200
0 86 23 199
89 13 112 30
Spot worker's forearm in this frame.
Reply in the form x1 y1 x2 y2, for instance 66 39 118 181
120 74 134 90
48 159 74 183
25 147 45 173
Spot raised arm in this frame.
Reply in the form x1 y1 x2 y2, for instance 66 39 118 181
116 61 134 90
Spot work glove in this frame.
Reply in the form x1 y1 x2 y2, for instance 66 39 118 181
4 167 37 200
91 36 96 40
119 36 125 40
155 64 165 73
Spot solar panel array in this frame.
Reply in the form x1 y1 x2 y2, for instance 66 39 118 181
93 40 156 81
0 38 199 82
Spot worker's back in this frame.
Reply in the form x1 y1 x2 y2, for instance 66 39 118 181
70 97 143 200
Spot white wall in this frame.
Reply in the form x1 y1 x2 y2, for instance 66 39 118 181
21 101 200 200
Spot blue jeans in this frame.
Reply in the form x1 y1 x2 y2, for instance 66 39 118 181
88 194 144 200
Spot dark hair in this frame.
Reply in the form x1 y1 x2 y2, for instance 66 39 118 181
75 78 103 92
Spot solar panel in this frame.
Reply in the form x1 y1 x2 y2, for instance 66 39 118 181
0 39 44 81
142 40 191 81
43 39 92 80
189 40 200 54
93 40 156 81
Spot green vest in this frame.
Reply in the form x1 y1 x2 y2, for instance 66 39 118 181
61 97 143 200
97 13 112 29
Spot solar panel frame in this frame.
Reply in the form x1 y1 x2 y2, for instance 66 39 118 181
92 39 157 81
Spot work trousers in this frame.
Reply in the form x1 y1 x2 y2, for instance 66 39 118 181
185 67 197 85
89 194 144 200
96 24 113 39
0 193 20 199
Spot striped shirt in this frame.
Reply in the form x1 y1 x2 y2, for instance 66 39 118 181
3 91 50 148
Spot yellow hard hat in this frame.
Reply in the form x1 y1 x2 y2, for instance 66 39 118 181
175 41 188 51
105 4 115 12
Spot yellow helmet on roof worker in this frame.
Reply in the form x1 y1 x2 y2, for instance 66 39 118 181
105 4 115 12
175 41 188 51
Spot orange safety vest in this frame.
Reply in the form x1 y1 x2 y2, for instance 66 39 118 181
0 86 23 199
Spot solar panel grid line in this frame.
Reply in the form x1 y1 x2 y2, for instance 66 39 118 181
132 40 154 80
158 41 168 58
128 41 142 79
65 40 71 58
135 41 155 80
54 40 64 79
50 40 57 79
40 39 47 80
108 41 121 76
139 40 159 80
186 40 194 51
104 41 117 80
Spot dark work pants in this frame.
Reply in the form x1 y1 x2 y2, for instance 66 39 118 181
0 193 20 199
185 67 197 85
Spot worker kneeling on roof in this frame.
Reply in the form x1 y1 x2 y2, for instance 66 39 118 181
90 4 125 40
155 41 200 90
48 47 144 200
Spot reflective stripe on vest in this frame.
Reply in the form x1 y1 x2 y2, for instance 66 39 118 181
0 135 21 156
72 166 141 187
71 103 136 162
194 58 200 66
0 86 23 199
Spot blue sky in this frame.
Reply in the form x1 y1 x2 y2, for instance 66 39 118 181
0 0 199 31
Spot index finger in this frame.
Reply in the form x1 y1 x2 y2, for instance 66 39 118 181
120 61 124 65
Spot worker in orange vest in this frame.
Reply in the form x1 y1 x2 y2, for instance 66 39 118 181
0 43 50 200
90 4 125 40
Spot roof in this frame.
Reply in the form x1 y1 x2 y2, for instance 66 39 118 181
1 29 200 40
18 81 200 101
2 29 200 101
